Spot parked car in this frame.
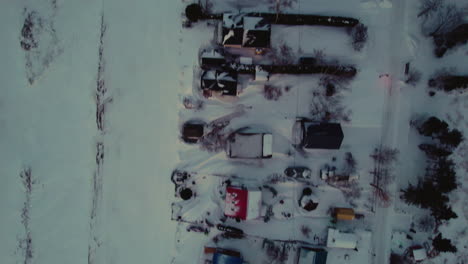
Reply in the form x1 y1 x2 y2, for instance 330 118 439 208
284 166 312 179
292 118 344 149
226 128 273 159
216 224 244 235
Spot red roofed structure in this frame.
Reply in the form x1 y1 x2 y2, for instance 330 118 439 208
225 187 248 220
224 186 262 220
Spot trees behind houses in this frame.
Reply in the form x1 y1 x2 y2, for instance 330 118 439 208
429 69 468 92
418 0 465 57
402 116 463 224
432 233 457 253
347 23 368 52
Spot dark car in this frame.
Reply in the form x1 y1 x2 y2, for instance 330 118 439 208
284 166 312 179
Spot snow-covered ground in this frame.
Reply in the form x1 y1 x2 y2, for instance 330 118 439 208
0 0 180 263
1 0 467 263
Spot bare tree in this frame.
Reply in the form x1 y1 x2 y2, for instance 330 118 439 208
418 0 443 18
405 68 422 86
421 3 463 36
266 0 297 21
370 146 399 208
347 23 368 51
268 42 296 64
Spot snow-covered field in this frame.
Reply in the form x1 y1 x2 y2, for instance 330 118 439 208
1 0 467 263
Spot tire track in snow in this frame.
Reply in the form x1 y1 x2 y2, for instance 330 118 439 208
88 12 110 264
17 167 36 264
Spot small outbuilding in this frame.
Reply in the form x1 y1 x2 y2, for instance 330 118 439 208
210 248 243 264
333 208 355 221
412 246 427 262
326 228 358 249
296 247 328 264
201 49 226 67
181 121 205 144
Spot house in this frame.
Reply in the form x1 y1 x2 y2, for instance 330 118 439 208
296 247 328 264
205 247 243 264
412 246 427 262
224 186 262 220
293 119 344 149
242 16 271 48
222 13 271 49
226 128 273 159
333 208 355 221
200 49 226 67
201 70 238 96
326 228 358 249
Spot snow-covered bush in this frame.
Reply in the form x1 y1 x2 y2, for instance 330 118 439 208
20 12 40 51
300 225 311 238
419 1 462 37
263 84 283 100
417 214 435 232
428 69 468 92
347 23 368 52
432 233 457 253
183 96 204 110
404 68 422 86
199 123 228 152
268 42 296 64
266 0 297 19
433 24 468 57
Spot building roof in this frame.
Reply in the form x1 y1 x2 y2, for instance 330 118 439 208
297 247 328 264
227 133 272 158
201 70 238 96
326 228 358 249
302 122 344 149
334 208 355 220
182 123 204 139
222 13 271 48
413 247 427 261
224 187 262 220
242 17 271 48
213 251 243 264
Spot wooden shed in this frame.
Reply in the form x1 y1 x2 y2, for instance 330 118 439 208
334 208 355 220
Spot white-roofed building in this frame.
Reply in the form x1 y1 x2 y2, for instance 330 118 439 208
326 228 358 249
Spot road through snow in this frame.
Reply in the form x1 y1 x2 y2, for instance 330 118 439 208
371 0 411 264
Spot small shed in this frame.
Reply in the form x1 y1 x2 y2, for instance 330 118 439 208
412 246 427 262
213 248 243 264
255 66 269 81
326 228 358 249
297 247 328 264
201 49 226 67
334 208 355 221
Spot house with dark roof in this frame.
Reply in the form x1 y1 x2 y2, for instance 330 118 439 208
222 13 271 49
201 70 238 97
200 49 226 67
293 119 344 149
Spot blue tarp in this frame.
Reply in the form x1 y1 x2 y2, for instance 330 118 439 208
213 252 243 264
